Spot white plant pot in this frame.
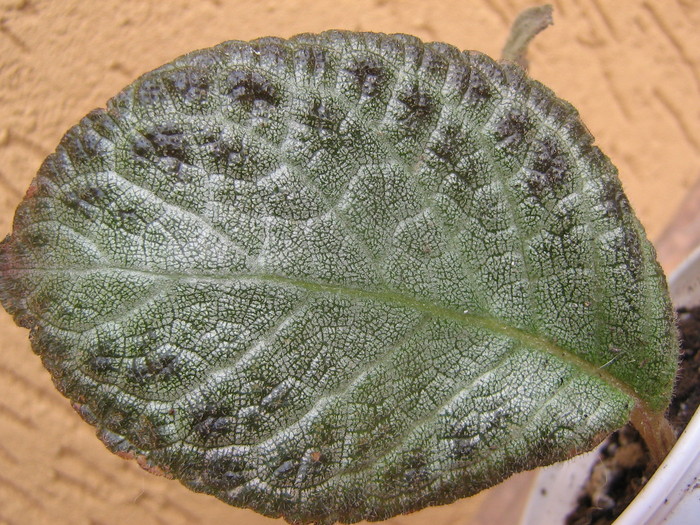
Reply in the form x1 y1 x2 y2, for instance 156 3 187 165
521 246 700 525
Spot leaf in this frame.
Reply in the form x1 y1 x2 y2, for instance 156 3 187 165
0 32 678 523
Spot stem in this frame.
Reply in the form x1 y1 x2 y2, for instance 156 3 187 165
630 404 677 467
501 4 553 71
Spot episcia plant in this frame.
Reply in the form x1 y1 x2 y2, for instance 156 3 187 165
0 6 680 525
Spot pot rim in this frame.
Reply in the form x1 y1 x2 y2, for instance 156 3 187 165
613 245 700 524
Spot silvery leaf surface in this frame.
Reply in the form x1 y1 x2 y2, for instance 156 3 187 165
0 31 677 524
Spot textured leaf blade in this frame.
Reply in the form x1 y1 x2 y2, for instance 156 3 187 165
0 32 677 523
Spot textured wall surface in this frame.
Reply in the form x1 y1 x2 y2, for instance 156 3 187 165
0 1 698 524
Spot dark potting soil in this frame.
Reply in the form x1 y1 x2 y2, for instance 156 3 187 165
565 305 700 525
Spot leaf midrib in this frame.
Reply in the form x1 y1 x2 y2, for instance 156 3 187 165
9 264 643 410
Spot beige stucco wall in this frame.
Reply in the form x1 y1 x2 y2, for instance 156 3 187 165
0 1 698 524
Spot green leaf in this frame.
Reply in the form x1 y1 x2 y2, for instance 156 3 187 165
0 32 677 523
